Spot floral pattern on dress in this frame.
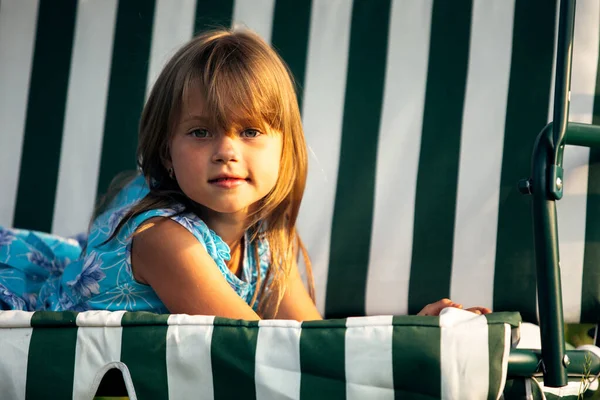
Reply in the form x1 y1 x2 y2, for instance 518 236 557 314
0 282 27 310
0 229 15 247
66 251 105 299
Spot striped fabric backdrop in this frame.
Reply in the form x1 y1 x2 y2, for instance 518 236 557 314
0 309 518 400
1 0 600 323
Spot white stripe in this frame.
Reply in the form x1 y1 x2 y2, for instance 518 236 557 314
450 0 515 310
365 0 433 316
557 0 599 323
73 312 124 400
51 0 118 236
298 0 353 315
232 0 275 44
146 0 196 98
167 314 217 325
0 0 39 227
345 316 394 400
0 325 33 400
0 310 35 328
440 308 489 400
255 319 301 400
75 310 127 327
495 323 512 400
166 314 215 400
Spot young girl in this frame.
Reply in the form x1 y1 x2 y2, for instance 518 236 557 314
0 29 486 320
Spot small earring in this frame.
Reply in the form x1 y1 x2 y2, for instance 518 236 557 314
168 167 174 179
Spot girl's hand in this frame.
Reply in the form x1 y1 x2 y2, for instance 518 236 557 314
464 306 492 315
417 298 491 316
417 298 461 316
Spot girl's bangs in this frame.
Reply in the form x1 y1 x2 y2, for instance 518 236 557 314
186 40 288 134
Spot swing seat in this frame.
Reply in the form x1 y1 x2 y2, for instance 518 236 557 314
1 0 600 398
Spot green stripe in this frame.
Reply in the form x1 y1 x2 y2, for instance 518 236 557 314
486 321 506 400
408 0 473 315
120 312 169 400
26 312 78 399
392 316 440 399
120 311 170 326
211 317 259 399
483 311 522 328
299 318 346 399
13 0 78 232
30 311 79 327
193 0 234 33
270 0 312 110
96 0 156 198
325 0 392 318
580 37 600 323
493 0 556 323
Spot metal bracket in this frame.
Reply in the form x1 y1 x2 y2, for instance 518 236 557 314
549 165 564 200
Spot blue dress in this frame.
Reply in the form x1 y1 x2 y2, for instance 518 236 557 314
0 175 270 313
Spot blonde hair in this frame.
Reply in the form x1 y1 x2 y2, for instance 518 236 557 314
108 28 314 317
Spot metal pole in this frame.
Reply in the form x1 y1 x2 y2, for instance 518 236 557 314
549 0 576 200
531 124 568 387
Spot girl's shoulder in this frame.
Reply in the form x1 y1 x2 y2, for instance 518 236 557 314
90 202 229 259
88 173 227 254
58 202 232 312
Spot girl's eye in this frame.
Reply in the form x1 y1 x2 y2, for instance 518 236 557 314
241 129 261 138
189 128 211 138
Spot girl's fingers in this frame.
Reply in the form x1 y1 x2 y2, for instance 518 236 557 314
418 299 463 316
465 306 492 315
417 301 492 317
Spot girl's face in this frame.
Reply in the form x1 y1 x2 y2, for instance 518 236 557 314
168 89 282 216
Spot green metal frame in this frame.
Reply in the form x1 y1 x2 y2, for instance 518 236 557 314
512 0 600 388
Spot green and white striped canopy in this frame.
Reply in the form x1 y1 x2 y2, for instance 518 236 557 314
0 309 519 399
1 0 599 323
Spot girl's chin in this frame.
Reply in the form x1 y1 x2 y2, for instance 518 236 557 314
196 204 252 217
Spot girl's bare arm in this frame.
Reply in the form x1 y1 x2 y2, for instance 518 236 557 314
131 217 261 320
274 258 322 321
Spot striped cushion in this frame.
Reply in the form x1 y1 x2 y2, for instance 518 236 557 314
1 1 599 323
0 309 519 399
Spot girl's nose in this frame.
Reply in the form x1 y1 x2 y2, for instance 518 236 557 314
211 135 238 164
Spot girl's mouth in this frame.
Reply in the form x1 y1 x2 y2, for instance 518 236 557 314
208 177 248 188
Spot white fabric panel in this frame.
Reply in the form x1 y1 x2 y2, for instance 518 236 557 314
232 0 275 44
146 0 197 97
0 0 39 227
76 310 127 327
0 310 34 327
450 0 515 309
497 324 511 400
51 0 118 236
0 311 33 400
439 308 489 400
166 315 215 400
73 322 124 399
298 0 353 315
0 327 33 400
255 319 302 400
345 316 394 400
557 0 599 322
365 0 433 316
